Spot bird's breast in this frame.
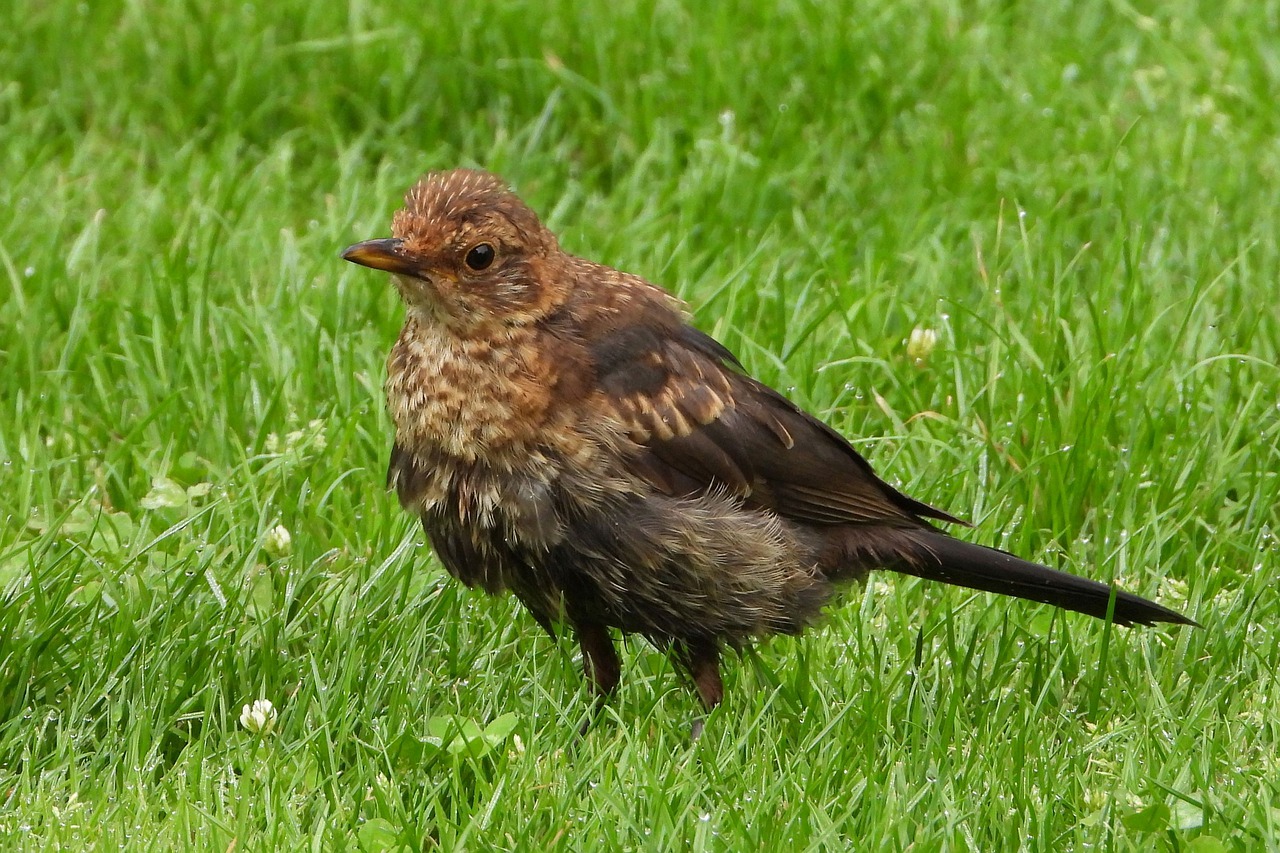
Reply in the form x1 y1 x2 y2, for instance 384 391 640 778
383 315 650 550
384 317 559 466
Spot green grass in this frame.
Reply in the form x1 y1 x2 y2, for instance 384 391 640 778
2 0 1277 848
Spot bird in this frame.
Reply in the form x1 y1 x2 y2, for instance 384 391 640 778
342 168 1196 720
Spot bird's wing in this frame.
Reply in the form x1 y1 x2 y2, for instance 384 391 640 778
590 319 963 527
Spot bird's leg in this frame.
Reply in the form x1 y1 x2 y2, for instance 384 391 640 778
687 641 724 710
574 621 620 737
675 638 723 740
576 621 621 703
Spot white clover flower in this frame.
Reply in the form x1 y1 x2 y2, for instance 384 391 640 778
262 525 292 559
906 327 938 367
264 419 327 457
1158 577 1189 604
306 419 328 451
1083 787 1108 811
240 698 278 735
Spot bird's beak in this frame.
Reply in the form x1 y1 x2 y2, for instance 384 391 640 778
341 238 420 276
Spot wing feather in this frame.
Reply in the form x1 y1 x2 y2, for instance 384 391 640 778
591 321 964 528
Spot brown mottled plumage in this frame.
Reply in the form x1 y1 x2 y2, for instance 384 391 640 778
342 169 1196 720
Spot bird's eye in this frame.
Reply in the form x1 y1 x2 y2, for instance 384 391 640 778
464 243 496 271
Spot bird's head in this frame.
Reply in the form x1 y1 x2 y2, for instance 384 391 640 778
342 169 564 331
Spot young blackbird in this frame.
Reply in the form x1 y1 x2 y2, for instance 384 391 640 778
342 169 1196 715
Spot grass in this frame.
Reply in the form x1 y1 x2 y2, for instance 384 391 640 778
1 0 1277 848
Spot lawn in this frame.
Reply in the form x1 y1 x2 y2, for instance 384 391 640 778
2 0 1277 849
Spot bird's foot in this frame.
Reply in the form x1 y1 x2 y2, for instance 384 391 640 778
690 718 706 741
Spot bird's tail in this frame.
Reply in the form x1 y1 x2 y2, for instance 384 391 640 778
892 533 1197 627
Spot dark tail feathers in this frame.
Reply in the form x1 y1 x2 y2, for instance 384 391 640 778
895 533 1198 627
